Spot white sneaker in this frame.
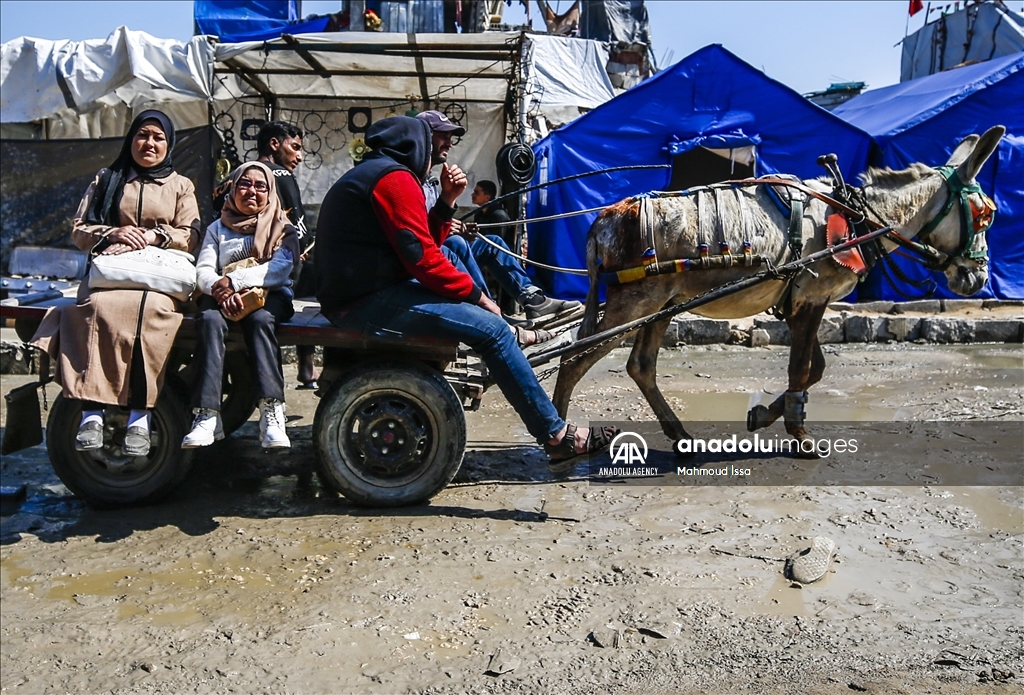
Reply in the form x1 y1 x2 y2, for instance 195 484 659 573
258 398 290 449
182 408 224 448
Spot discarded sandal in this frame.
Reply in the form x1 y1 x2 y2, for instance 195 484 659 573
514 326 555 349
544 422 619 475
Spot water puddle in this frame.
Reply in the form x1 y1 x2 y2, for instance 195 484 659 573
934 487 1024 534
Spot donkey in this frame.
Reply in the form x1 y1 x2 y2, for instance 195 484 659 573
553 127 1004 453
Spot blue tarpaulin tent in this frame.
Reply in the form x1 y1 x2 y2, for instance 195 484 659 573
833 52 1024 300
526 44 873 300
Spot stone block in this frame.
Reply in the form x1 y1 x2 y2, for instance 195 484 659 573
827 302 855 312
661 321 679 348
817 316 845 344
674 318 731 345
752 317 791 345
853 300 895 314
748 328 770 348
982 299 1024 308
886 316 921 342
940 299 984 312
845 315 892 342
895 299 942 313
973 319 1024 343
920 317 975 343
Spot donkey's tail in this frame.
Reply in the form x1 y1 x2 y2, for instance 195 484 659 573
579 233 601 339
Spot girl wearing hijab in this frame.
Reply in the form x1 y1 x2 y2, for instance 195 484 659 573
185 162 300 449
31 109 201 458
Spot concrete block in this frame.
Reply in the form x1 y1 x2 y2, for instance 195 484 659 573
748 328 770 348
940 299 984 312
920 317 975 343
895 299 942 313
817 316 845 344
974 319 1024 343
845 315 892 342
886 316 922 342
983 299 1024 309
674 318 731 345
661 321 679 348
827 302 855 312
853 300 895 314
752 317 791 345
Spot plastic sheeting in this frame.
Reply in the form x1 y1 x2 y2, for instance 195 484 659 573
0 127 216 270
901 2 1024 82
0 27 216 124
194 0 301 41
833 52 1024 300
526 44 873 300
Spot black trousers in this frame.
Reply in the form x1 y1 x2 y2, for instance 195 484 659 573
191 292 294 410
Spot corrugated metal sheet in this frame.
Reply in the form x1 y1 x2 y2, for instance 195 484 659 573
380 0 445 33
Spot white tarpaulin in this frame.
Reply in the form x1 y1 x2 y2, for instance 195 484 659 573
1 27 215 124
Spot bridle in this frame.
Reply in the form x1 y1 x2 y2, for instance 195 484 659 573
872 165 996 271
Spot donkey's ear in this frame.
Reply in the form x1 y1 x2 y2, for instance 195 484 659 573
945 133 980 167
955 125 1005 183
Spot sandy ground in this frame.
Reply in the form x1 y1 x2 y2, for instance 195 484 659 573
1 341 1022 695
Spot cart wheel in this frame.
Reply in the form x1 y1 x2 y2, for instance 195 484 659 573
219 350 257 435
313 361 466 507
46 387 194 508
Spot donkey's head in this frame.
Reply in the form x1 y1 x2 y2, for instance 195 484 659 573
911 126 1003 296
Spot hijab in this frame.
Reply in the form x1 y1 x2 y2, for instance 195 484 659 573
220 161 294 262
84 109 176 226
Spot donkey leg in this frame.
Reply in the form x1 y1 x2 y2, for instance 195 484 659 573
626 319 691 443
781 304 828 457
552 297 643 420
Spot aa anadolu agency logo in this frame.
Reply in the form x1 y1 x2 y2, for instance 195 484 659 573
596 431 659 478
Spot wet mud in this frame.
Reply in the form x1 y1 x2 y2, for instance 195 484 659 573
1 342 1021 694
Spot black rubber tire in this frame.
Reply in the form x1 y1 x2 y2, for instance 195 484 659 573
46 388 194 508
176 349 256 436
313 361 466 507
219 350 258 435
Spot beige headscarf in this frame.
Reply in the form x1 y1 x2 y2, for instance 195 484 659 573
221 161 291 262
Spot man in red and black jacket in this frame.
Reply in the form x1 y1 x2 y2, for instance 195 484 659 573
315 116 610 469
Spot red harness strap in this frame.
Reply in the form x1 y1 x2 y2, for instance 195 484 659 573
826 213 868 275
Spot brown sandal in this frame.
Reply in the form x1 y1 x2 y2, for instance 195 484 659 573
544 423 620 475
514 326 555 348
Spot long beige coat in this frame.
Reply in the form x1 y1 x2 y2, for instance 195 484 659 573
32 170 201 408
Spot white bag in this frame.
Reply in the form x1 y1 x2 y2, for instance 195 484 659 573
88 246 197 301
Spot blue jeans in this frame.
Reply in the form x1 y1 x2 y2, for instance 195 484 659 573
324 281 565 443
443 234 535 300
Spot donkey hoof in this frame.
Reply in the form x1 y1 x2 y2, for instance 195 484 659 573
746 405 770 432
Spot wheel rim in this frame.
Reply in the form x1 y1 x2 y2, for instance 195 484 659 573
76 408 165 489
336 389 438 486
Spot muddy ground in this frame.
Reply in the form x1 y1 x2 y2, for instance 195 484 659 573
1 341 1022 695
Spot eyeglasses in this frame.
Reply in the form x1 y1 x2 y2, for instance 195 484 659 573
236 178 269 193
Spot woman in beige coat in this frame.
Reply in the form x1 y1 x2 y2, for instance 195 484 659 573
32 110 200 457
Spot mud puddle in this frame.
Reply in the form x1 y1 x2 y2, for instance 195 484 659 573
1 343 1021 694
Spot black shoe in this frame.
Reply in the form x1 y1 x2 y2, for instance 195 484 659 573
75 421 104 451
123 426 151 457
525 296 584 325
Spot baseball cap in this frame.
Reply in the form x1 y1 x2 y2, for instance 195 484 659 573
415 110 466 136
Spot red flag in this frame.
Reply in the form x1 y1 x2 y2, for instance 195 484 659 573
910 0 924 15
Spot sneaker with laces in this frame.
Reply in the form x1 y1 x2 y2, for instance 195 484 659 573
523 294 584 325
182 408 224 448
258 398 290 449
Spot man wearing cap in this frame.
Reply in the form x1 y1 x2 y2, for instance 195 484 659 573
415 111 582 327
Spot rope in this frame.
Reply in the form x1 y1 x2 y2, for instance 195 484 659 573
471 232 589 275
474 204 610 229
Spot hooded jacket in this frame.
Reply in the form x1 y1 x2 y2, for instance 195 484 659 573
314 116 481 312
